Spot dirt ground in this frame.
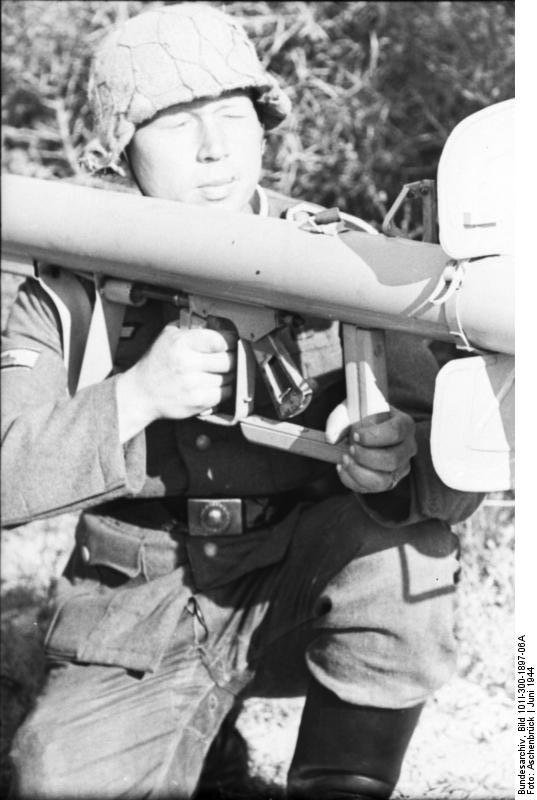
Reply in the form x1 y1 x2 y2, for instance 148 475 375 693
1 500 515 799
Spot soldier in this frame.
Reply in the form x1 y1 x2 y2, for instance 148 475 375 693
3 5 482 799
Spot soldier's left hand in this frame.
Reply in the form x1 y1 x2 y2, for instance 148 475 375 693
326 402 417 494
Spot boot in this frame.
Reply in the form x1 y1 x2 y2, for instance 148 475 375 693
287 679 423 799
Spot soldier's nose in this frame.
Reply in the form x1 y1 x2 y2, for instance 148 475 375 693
198 120 228 162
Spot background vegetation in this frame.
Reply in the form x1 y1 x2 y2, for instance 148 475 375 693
1 1 515 797
2 0 514 221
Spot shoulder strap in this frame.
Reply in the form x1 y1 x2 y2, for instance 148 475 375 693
76 277 126 390
36 265 126 394
36 265 93 395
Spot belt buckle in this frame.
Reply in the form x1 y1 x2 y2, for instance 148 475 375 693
187 499 244 536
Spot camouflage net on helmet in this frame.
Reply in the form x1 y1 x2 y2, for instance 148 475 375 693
85 4 291 172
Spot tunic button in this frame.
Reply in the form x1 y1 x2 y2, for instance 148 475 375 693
195 434 211 451
80 545 91 563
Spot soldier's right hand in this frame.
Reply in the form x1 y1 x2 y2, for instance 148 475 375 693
115 324 236 442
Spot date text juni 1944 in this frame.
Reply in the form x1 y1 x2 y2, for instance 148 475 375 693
517 635 535 796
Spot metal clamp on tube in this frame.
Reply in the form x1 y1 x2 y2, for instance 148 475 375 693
429 260 484 353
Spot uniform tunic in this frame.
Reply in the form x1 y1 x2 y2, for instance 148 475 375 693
2 188 482 798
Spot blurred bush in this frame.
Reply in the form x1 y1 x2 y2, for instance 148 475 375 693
2 0 514 222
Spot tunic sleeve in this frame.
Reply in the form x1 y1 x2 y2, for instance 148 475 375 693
1 279 147 527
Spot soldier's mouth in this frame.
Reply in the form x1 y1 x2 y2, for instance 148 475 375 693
199 179 236 200
199 176 236 187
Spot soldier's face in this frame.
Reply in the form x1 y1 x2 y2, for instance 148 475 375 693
128 91 264 213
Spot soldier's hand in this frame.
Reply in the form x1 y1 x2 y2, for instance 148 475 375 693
116 324 236 442
326 401 417 494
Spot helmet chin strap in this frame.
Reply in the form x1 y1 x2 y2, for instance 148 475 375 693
251 184 268 216
120 147 145 196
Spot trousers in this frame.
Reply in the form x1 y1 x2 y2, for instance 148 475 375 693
10 494 459 799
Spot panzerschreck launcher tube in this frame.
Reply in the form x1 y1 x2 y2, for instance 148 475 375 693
1 175 513 355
